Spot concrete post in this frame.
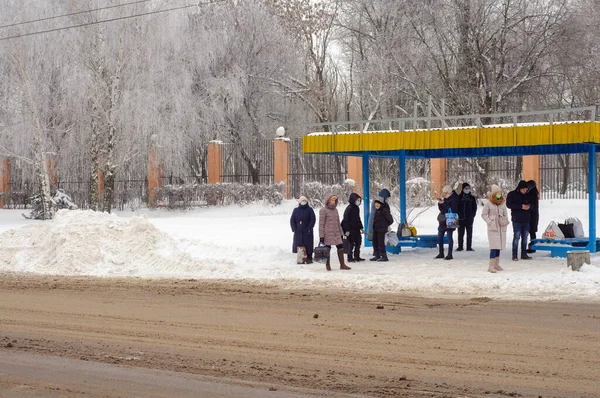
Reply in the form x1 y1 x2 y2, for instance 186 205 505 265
0 156 10 208
207 141 223 184
430 158 448 198
347 156 363 196
273 138 291 199
147 145 162 207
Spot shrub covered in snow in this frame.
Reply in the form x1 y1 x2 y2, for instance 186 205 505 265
22 189 78 220
299 181 354 207
157 182 284 209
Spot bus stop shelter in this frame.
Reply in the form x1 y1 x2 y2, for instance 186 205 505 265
302 108 600 256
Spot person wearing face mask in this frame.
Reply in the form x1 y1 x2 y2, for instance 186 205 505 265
525 180 540 253
481 185 510 273
436 185 459 260
290 196 316 264
341 192 365 262
370 197 394 262
457 182 477 252
319 194 351 271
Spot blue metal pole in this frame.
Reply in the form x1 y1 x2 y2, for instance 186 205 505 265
588 144 597 252
362 153 372 247
399 152 407 224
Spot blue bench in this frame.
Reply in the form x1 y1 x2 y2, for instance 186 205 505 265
387 234 447 254
531 238 600 258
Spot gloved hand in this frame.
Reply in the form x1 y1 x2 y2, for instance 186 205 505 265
344 231 350 237
360 229 364 234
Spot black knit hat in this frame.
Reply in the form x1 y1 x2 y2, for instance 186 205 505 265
517 180 528 190
527 180 536 190
462 182 471 190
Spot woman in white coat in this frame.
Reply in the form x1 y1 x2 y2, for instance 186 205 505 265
481 184 510 273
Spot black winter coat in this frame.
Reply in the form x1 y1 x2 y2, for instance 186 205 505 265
372 206 393 232
526 187 540 232
506 190 532 224
457 192 477 224
341 193 363 233
438 192 459 217
290 204 316 253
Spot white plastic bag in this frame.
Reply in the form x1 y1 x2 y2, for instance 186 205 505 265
386 231 400 246
566 217 585 238
543 221 565 240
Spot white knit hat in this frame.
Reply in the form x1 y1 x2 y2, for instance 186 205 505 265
490 185 502 195
442 185 453 194
298 196 308 203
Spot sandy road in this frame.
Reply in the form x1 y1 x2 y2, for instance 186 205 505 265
0 274 599 398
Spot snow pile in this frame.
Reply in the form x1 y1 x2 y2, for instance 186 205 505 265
0 210 202 276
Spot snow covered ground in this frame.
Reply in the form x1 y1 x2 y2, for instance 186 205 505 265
1 199 600 302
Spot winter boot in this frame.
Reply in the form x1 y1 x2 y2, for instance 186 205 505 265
338 249 351 270
444 247 453 260
488 259 497 273
370 251 380 261
306 258 313 265
526 242 536 254
377 253 389 262
435 249 445 259
325 257 331 271
354 248 365 262
521 254 532 260
494 257 503 271
347 254 356 263
456 246 464 252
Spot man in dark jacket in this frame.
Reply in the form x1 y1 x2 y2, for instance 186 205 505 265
342 192 364 262
506 180 533 261
370 197 394 262
526 180 540 253
436 185 459 260
456 182 477 252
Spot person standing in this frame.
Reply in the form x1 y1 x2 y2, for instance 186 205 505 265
506 180 533 261
436 185 459 260
481 185 510 273
456 182 477 252
526 180 540 253
341 192 364 262
290 196 316 264
319 194 351 271
369 197 394 262
367 188 391 243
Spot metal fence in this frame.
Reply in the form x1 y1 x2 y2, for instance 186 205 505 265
288 138 347 198
222 139 274 184
541 154 593 199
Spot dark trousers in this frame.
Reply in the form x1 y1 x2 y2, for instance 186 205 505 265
512 222 530 257
489 249 501 259
348 230 362 258
372 229 386 257
437 223 455 254
458 221 473 249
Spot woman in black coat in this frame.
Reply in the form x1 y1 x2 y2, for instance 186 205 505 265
437 185 459 260
290 196 316 264
526 180 540 253
341 192 364 263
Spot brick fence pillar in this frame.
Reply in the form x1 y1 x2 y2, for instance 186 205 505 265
274 138 291 199
45 152 58 191
522 155 541 191
147 144 162 207
430 158 448 199
0 156 10 208
207 141 223 184
347 156 363 196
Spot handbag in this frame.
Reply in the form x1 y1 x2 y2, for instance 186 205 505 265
296 246 307 264
343 236 353 253
314 244 330 264
445 209 459 229
437 212 446 223
558 223 575 239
